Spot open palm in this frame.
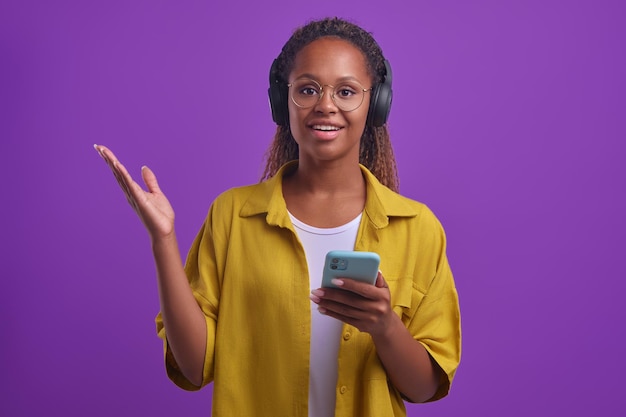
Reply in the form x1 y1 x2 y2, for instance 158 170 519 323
95 145 175 239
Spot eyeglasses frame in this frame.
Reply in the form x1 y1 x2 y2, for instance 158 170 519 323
287 78 373 112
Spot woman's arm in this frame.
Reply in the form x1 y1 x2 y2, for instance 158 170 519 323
95 145 206 386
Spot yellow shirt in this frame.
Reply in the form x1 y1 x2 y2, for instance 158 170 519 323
156 162 461 416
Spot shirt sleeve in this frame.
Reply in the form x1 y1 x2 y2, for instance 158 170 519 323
155 203 223 391
407 207 462 402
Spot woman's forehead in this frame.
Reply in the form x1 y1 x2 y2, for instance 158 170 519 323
290 38 370 83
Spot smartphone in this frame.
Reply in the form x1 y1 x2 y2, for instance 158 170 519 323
321 250 381 289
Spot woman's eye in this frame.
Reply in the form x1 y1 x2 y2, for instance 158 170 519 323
300 87 319 96
337 87 357 97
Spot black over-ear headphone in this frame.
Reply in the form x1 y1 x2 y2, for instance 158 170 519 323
268 58 393 128
268 59 289 126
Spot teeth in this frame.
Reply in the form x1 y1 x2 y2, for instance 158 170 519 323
312 125 340 131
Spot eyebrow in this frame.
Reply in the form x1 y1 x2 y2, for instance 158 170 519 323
291 73 366 84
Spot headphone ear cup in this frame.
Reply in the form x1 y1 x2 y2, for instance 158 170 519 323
367 59 393 127
268 59 289 126
268 85 287 126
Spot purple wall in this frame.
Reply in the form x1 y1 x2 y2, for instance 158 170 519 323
2 0 624 415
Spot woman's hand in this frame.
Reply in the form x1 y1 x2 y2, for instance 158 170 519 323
311 271 441 402
94 144 175 240
309 271 394 338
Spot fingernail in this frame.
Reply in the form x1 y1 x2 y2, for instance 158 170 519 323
309 294 320 303
311 289 324 297
93 144 104 158
331 279 344 286
318 307 327 314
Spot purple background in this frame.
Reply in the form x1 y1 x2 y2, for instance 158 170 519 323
2 0 624 415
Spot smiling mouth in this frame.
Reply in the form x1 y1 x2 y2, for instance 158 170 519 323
311 125 342 131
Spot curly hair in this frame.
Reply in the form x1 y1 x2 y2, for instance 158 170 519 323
261 17 400 192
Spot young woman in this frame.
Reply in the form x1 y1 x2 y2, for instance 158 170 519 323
95 17 460 417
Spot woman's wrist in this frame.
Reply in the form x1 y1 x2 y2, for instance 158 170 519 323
370 309 404 345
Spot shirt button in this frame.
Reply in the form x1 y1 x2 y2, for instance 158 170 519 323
340 386 347 394
343 332 351 341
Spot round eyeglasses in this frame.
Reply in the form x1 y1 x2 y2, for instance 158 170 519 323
287 78 372 112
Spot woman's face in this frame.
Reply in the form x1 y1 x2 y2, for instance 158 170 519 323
288 37 372 166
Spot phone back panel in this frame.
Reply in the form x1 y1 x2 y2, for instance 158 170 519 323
321 250 380 288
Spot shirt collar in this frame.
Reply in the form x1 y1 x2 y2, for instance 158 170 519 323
239 161 419 229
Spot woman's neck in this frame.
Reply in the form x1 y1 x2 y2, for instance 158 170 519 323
286 159 365 196
282 160 366 228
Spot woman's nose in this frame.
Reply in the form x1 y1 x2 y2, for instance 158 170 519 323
315 87 338 113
